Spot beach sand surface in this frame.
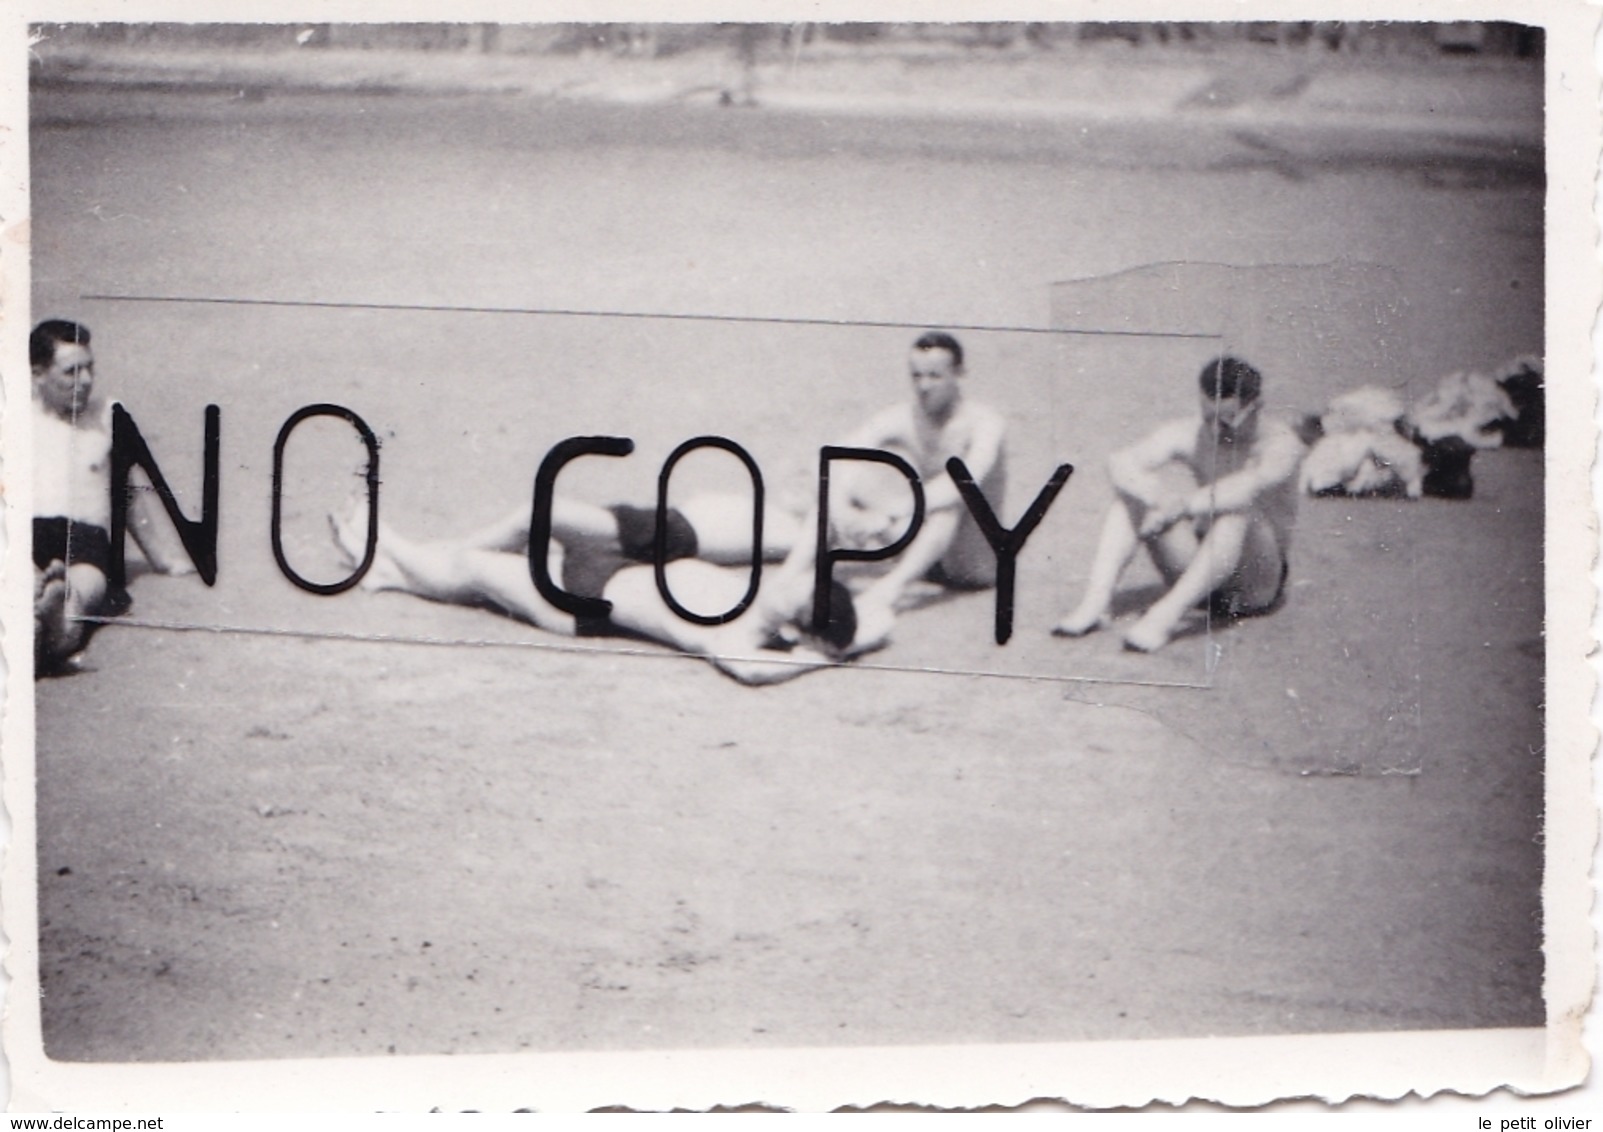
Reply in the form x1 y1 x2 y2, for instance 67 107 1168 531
27 60 1546 1063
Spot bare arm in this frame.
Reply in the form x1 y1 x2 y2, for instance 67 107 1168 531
603 563 840 685
842 404 908 451
1108 419 1197 507
923 404 1007 513
771 406 915 579
459 501 533 553
1184 422 1304 516
126 490 194 575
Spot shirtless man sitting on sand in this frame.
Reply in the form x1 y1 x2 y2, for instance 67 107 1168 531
782 330 1008 648
31 319 190 673
331 489 863 686
1052 356 1303 653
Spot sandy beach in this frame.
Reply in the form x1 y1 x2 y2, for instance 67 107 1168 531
22 30 1550 1083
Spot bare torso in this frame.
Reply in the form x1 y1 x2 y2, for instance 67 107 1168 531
34 398 113 529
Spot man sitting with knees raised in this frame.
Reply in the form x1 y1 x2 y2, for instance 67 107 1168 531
1053 356 1303 653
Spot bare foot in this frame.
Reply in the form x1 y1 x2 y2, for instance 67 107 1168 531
1052 606 1110 638
36 559 66 597
848 600 896 655
1121 617 1174 653
35 569 67 635
328 502 404 592
35 567 80 670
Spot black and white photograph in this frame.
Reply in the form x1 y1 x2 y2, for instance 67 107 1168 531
4 2 1596 1113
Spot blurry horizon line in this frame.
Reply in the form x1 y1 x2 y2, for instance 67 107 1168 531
78 292 1225 341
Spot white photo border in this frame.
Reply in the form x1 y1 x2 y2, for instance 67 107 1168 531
2 0 1596 1112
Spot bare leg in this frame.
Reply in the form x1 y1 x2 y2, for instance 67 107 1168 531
332 506 572 633
1122 513 1281 652
858 507 962 609
475 492 802 566
460 498 624 553
35 562 71 666
599 561 828 684
35 561 109 669
331 506 408 592
1143 517 1203 585
1053 500 1137 636
457 501 531 553
1054 490 1201 635
676 493 802 564
64 562 108 635
385 534 572 634
807 507 958 651
443 547 575 634
549 499 626 545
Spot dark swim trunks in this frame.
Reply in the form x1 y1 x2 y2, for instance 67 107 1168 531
33 516 113 573
1208 557 1290 620
32 516 131 620
562 504 699 636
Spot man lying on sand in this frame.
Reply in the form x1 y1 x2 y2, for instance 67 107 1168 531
331 490 865 686
1052 356 1303 652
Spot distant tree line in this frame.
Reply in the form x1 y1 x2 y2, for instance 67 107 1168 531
36 21 1544 61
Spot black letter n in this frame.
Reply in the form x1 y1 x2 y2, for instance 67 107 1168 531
109 403 220 599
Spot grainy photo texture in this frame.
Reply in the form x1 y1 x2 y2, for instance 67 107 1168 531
5 7 1595 1112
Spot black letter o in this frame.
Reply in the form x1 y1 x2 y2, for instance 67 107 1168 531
655 436 764 625
271 404 380 595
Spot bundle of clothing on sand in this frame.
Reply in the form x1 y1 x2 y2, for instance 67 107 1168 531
1297 356 1543 501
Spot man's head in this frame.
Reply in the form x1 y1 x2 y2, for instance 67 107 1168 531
1198 356 1263 436
31 320 95 417
909 331 965 421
